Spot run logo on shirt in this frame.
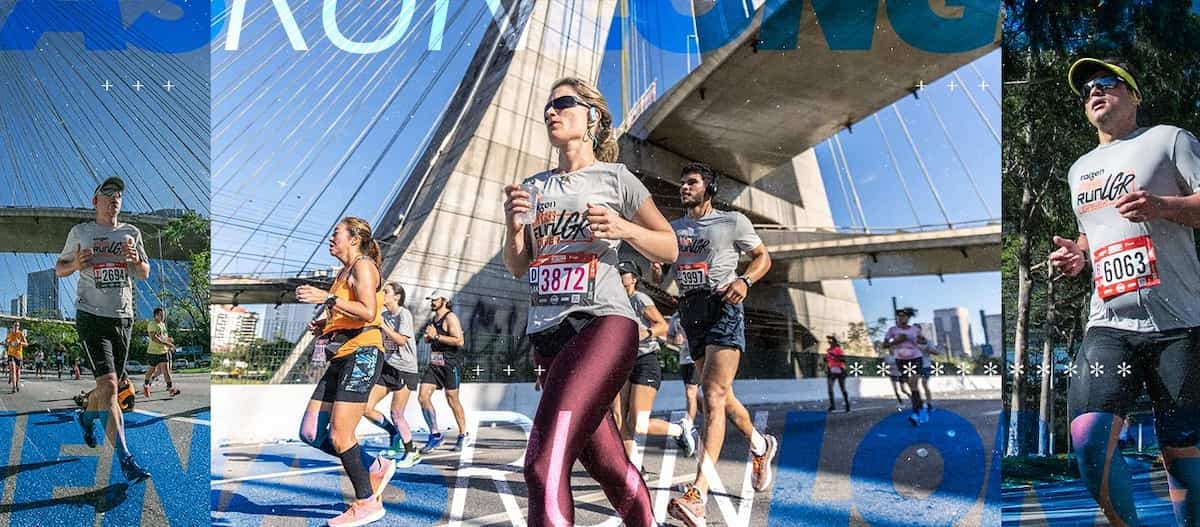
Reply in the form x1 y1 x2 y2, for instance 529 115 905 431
91 236 130 288
1076 170 1136 215
678 235 711 256
532 200 593 249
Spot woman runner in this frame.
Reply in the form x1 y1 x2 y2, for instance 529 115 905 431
294 217 395 527
502 77 678 526
825 336 850 412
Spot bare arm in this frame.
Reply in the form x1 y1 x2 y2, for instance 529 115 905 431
379 321 409 348
599 197 678 264
642 305 668 340
502 184 534 277
436 313 466 347
721 243 771 305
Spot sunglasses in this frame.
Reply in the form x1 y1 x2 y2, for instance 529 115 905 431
544 95 592 115
1079 75 1126 102
97 187 122 198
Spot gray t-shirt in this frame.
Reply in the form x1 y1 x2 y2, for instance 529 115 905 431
59 221 148 319
668 314 692 365
629 291 659 356
1067 125 1200 332
382 306 418 373
671 210 763 293
522 162 652 335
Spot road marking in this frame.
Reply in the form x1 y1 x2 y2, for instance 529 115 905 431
132 409 211 426
211 450 460 486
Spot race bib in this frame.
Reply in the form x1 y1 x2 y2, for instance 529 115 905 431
1093 235 1161 301
93 262 127 288
431 351 445 366
528 253 597 306
312 338 329 364
677 262 709 290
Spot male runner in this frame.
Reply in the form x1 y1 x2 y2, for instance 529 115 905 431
143 307 180 398
417 291 469 453
55 176 151 482
658 162 777 527
33 348 45 379
6 322 27 392
363 282 422 466
1050 57 1200 526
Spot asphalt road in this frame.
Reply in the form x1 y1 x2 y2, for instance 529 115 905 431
0 372 210 526
211 390 1001 526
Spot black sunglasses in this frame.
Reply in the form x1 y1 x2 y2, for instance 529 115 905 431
1079 75 1126 102
544 95 592 115
97 187 122 198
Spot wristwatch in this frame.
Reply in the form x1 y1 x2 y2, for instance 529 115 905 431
324 294 337 308
739 274 754 288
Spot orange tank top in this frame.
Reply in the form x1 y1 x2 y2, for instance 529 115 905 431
321 260 384 359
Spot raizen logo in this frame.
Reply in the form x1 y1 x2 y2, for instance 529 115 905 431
0 0 999 54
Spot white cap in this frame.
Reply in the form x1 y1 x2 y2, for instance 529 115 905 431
426 290 451 302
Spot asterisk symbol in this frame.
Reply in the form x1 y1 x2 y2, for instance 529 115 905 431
848 362 864 376
876 363 890 377
956 364 969 376
1010 362 1024 376
984 363 998 375
903 362 918 376
1064 363 1079 378
931 363 945 376
1117 362 1131 377
1090 362 1104 378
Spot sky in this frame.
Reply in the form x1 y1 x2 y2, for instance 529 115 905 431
0 1 209 319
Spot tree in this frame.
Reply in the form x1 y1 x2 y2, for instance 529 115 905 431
159 212 211 350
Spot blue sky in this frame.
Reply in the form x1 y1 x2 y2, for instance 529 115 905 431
207 2 1001 342
0 1 208 319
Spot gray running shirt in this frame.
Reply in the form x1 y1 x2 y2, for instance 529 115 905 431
671 210 762 293
1067 125 1200 332
521 162 652 335
629 291 659 356
59 222 148 319
382 306 418 373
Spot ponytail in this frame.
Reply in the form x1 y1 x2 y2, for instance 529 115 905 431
339 216 384 288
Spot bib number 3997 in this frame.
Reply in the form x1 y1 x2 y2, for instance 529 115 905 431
677 262 709 291
528 253 597 306
1093 236 1160 301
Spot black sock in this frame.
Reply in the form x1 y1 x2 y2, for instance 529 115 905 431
379 418 399 437
404 440 415 453
337 443 374 500
315 435 340 457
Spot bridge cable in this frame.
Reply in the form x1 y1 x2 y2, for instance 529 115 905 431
891 105 953 229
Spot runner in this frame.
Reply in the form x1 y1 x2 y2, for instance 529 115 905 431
611 261 697 464
668 312 702 425
825 336 850 412
416 291 469 454
54 176 151 482
362 281 421 467
33 348 45 379
883 307 927 426
6 321 27 392
916 334 938 410
501 76 675 526
661 162 777 527
143 307 180 398
294 216 395 527
55 343 66 380
1048 57 1200 526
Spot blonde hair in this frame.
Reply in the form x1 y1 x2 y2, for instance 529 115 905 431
338 216 383 271
551 77 618 162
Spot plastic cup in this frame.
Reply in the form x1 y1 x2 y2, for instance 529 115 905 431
516 183 541 225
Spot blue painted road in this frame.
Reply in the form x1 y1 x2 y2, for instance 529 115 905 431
0 374 210 526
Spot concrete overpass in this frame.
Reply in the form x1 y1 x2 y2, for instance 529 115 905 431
0 207 204 260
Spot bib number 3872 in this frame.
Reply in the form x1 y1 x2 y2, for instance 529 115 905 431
1093 236 1160 301
528 253 597 307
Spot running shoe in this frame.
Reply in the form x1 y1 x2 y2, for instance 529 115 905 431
143 384 151 398
750 434 778 492
668 485 707 527
419 433 444 454
120 454 151 483
844 402 851 413
168 387 181 397
368 456 396 501
394 450 422 468
453 434 470 452
76 410 97 448
908 412 920 427
674 419 697 458
919 406 930 424
327 498 384 527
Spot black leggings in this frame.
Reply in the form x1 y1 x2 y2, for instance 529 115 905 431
526 314 654 527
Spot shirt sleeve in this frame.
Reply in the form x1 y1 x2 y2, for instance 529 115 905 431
1171 129 1200 193
617 164 652 219
60 224 81 261
732 212 763 253
399 310 415 338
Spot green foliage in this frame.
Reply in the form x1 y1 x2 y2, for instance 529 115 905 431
158 212 211 350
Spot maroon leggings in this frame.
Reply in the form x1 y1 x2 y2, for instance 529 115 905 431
525 314 655 526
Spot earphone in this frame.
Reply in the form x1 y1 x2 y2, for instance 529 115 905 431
706 173 718 198
588 106 599 124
